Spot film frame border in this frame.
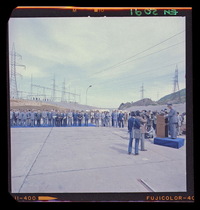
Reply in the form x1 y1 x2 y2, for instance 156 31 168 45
7 6 193 202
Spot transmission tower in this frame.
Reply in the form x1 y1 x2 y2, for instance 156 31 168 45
9 43 26 99
172 65 181 102
61 78 66 102
51 74 56 101
173 65 180 93
140 83 145 99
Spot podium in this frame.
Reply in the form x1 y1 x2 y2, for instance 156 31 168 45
154 114 184 149
156 115 168 138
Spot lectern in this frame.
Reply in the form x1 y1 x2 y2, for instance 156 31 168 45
154 114 184 149
156 114 168 138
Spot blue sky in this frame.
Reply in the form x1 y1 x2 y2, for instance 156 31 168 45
9 17 186 108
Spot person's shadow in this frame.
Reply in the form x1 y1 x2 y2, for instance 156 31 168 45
109 143 128 154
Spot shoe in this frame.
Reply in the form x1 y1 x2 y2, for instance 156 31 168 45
128 152 131 155
141 149 147 151
135 153 139 155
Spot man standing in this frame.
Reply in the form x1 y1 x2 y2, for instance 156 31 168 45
30 109 36 127
101 111 105 127
112 110 118 127
73 111 78 126
167 103 178 139
136 111 147 151
10 109 14 126
26 110 31 126
63 110 67 127
105 111 111 127
36 110 42 127
78 111 83 126
68 110 73 126
42 109 48 126
84 111 89 126
95 110 100 127
128 111 141 155
90 111 95 124
18 109 23 126
118 111 124 128
177 112 183 135
47 110 53 126
52 110 57 127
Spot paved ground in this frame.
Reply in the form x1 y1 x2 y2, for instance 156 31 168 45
10 126 186 193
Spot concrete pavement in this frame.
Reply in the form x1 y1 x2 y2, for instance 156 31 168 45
10 126 186 193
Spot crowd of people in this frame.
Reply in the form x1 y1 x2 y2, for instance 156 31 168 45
10 109 130 128
127 103 186 155
10 105 186 156
10 107 185 134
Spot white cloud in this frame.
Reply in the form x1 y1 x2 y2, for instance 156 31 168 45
9 16 186 108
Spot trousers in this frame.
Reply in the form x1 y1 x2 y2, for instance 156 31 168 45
128 132 139 154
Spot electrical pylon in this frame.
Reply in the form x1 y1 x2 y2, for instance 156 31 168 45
9 43 26 99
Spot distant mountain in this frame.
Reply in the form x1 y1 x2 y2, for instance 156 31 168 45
157 88 186 105
118 88 186 110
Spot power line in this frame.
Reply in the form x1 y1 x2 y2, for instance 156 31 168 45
91 30 185 77
92 60 184 88
112 41 184 69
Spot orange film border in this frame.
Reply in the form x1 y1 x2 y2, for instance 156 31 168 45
16 6 192 10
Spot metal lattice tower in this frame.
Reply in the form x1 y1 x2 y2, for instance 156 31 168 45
51 74 56 101
173 65 180 93
61 78 66 102
140 83 145 99
172 65 181 102
9 43 26 99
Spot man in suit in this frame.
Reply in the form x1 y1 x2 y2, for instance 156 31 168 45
95 110 100 127
118 111 124 128
26 110 31 126
73 111 78 126
68 110 73 126
78 112 83 126
47 110 53 126
128 111 141 155
10 109 14 126
18 110 23 126
36 110 42 127
136 110 147 151
167 103 178 139
42 109 48 126
52 110 57 127
84 111 89 126
101 111 105 127
63 110 68 127
30 109 36 127
56 111 62 127
112 110 118 127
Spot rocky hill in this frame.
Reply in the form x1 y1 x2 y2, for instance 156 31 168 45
118 88 186 110
118 98 156 110
157 88 186 105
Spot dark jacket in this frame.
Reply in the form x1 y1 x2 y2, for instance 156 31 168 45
128 117 140 132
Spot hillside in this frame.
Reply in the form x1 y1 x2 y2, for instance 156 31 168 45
157 88 186 105
118 98 156 110
118 88 186 110
10 99 99 111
